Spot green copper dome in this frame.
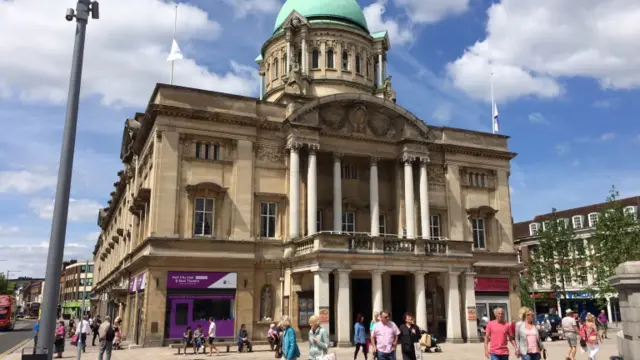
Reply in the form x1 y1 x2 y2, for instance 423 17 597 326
273 0 369 33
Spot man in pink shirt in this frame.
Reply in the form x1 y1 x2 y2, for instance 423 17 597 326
371 310 400 360
483 307 516 360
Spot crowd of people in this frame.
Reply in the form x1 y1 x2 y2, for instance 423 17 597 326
33 313 121 360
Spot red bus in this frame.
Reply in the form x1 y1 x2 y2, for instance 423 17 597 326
0 295 17 330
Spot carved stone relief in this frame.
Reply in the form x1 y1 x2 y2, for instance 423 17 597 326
320 106 347 130
255 144 284 163
349 104 367 134
427 165 446 184
368 111 391 137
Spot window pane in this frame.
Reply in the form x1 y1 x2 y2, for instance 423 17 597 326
268 203 276 216
195 198 205 211
194 212 204 235
205 199 214 212
175 303 189 326
195 143 201 158
268 216 276 238
204 144 210 159
204 211 213 235
260 215 268 237
193 299 234 321
260 202 268 215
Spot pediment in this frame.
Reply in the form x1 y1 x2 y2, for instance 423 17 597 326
281 10 310 30
287 93 433 142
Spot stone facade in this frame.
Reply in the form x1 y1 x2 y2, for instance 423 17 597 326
610 261 640 359
91 8 520 348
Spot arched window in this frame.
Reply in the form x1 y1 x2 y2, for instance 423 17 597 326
312 49 319 69
273 58 279 79
355 54 361 74
296 50 302 68
259 285 274 320
366 58 370 77
327 49 335 69
342 51 349 70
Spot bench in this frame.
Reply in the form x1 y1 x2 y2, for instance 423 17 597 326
169 340 271 354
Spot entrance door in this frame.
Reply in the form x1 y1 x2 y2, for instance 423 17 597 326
169 300 192 339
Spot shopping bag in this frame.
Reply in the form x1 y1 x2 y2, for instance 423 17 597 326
414 343 423 360
320 353 337 360
419 333 430 346
71 334 78 345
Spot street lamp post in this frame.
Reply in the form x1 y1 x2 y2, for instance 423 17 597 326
37 1 99 358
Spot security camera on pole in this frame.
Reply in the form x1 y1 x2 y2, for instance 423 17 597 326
35 1 99 359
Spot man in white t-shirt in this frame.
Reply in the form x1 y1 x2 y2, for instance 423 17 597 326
208 317 219 356
76 315 91 352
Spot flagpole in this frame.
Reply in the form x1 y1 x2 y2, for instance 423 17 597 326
490 70 496 134
170 4 178 85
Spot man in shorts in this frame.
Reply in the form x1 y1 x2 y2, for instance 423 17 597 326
561 309 579 360
208 317 219 356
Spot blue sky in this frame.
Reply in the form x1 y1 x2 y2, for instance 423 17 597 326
1 0 639 277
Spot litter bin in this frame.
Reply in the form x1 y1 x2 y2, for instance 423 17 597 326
21 347 47 360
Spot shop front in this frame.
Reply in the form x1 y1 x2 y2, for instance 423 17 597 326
165 272 237 340
474 277 511 322
128 272 146 344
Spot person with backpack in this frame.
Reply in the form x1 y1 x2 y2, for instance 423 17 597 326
92 315 102 346
98 315 115 360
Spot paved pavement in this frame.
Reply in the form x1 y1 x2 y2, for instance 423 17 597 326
2 335 621 360
0 319 36 356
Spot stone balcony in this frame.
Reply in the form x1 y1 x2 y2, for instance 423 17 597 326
286 231 474 259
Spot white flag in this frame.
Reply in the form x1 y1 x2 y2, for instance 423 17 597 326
492 102 500 133
167 39 183 62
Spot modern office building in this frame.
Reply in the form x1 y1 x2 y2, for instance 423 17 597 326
59 260 94 318
92 0 521 347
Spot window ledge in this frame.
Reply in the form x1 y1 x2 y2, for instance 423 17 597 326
185 157 233 165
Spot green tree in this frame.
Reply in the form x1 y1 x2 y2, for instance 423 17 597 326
519 273 536 309
588 187 640 304
527 208 587 303
0 273 10 295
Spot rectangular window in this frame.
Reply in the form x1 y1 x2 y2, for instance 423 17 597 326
471 218 486 249
430 215 441 238
588 213 599 227
378 214 387 235
175 303 189 326
572 216 583 229
260 202 277 238
342 211 356 233
341 164 358 180
192 298 235 321
194 198 215 236
213 144 220 160
316 209 323 232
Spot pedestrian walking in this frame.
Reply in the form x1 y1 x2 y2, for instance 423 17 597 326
398 312 424 360
514 307 544 360
582 314 601 360
371 310 400 360
98 316 115 360
483 307 517 360
207 317 219 356
281 315 300 360
561 309 579 360
597 310 608 339
92 315 102 346
308 315 329 360
353 313 368 360
76 314 90 352
54 320 66 358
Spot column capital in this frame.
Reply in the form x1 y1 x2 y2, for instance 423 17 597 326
401 154 416 164
312 269 332 276
413 270 428 277
258 71 266 76
307 143 320 153
464 271 477 277
333 152 344 161
335 269 352 275
370 156 380 165
418 156 430 165
370 269 385 275
286 142 303 151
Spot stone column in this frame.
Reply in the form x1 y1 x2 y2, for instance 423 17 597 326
333 153 343 232
403 155 416 239
336 269 352 346
463 272 479 342
377 52 384 87
313 270 331 329
609 261 640 359
286 32 292 73
259 71 265 100
606 296 613 323
288 143 301 239
446 271 463 343
307 144 318 236
371 270 384 313
414 271 427 331
370 157 380 236
418 157 430 239
301 34 307 73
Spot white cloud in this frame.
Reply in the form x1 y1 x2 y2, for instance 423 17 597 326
0 170 57 194
0 0 259 109
0 226 19 235
394 0 469 24
0 239 91 278
29 198 102 222
363 1 414 45
592 99 616 109
431 103 453 123
223 0 281 18
555 143 570 155
600 132 616 141
528 112 549 125
447 0 640 102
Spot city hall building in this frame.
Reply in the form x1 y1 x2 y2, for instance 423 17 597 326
91 0 521 347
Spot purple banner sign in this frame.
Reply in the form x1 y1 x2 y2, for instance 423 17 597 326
129 278 135 293
135 273 145 291
167 272 237 289
168 294 235 300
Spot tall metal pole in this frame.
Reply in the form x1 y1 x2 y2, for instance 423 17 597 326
490 71 496 134
170 4 178 85
76 261 89 360
37 1 98 358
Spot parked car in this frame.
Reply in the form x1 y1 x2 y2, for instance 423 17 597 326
16 311 24 319
536 313 562 340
